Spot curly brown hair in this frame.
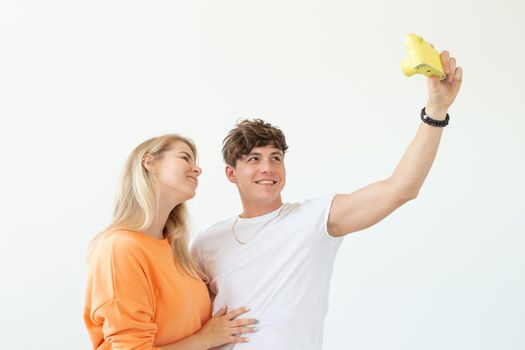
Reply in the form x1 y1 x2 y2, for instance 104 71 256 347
222 119 289 167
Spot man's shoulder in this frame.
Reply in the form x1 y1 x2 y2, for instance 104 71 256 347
286 194 336 215
204 217 234 236
192 217 233 248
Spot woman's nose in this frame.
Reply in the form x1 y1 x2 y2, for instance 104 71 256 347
193 165 202 176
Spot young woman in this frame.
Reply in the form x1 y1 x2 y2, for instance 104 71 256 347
84 134 257 349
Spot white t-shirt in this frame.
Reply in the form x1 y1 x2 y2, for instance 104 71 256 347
191 195 343 350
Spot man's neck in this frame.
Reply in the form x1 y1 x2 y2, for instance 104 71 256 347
240 197 283 218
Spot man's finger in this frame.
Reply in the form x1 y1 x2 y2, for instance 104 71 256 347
447 57 457 83
455 66 463 82
440 50 450 74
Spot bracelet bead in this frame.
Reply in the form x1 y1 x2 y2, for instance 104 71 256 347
421 107 450 127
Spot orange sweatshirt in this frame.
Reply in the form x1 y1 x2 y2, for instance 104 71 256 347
84 230 212 349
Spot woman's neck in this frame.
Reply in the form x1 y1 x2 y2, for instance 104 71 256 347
142 195 182 239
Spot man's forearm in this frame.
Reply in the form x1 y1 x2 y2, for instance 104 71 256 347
389 104 449 198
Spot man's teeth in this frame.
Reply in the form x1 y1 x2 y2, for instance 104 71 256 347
256 180 276 184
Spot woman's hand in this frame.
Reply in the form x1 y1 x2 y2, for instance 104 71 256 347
196 306 258 349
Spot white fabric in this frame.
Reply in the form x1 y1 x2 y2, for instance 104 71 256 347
191 194 343 350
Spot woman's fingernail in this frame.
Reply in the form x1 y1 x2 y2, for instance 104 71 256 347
253 319 259 324
244 307 251 311
252 327 259 332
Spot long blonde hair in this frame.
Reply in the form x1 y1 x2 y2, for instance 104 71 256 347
91 134 201 279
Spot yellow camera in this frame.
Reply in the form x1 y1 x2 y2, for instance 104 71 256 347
401 34 445 80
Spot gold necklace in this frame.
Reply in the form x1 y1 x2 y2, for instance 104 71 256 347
232 205 285 245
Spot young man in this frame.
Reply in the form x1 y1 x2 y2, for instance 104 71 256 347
192 51 462 349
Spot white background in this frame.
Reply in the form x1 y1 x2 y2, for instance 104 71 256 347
1 0 524 349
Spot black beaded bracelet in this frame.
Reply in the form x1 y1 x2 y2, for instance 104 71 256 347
420 107 450 127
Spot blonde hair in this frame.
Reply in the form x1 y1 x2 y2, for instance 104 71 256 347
90 134 201 279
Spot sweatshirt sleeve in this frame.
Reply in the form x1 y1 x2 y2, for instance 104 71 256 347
92 299 159 350
86 233 160 350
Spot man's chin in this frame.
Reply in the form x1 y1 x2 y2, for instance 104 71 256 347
252 192 281 204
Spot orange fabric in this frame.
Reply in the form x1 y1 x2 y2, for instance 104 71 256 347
84 230 212 350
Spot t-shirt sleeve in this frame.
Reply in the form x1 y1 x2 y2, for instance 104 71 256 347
301 193 343 249
87 236 160 350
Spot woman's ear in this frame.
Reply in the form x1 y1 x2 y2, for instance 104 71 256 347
142 154 155 172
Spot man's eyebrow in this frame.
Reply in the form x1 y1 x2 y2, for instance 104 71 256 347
245 152 262 157
243 151 283 157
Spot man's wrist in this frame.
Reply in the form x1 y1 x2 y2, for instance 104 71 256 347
424 103 449 121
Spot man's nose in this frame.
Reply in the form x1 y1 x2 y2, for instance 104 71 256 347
259 159 273 173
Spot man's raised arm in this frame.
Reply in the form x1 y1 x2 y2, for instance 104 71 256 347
328 50 463 237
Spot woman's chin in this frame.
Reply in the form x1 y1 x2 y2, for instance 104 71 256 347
183 189 197 201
